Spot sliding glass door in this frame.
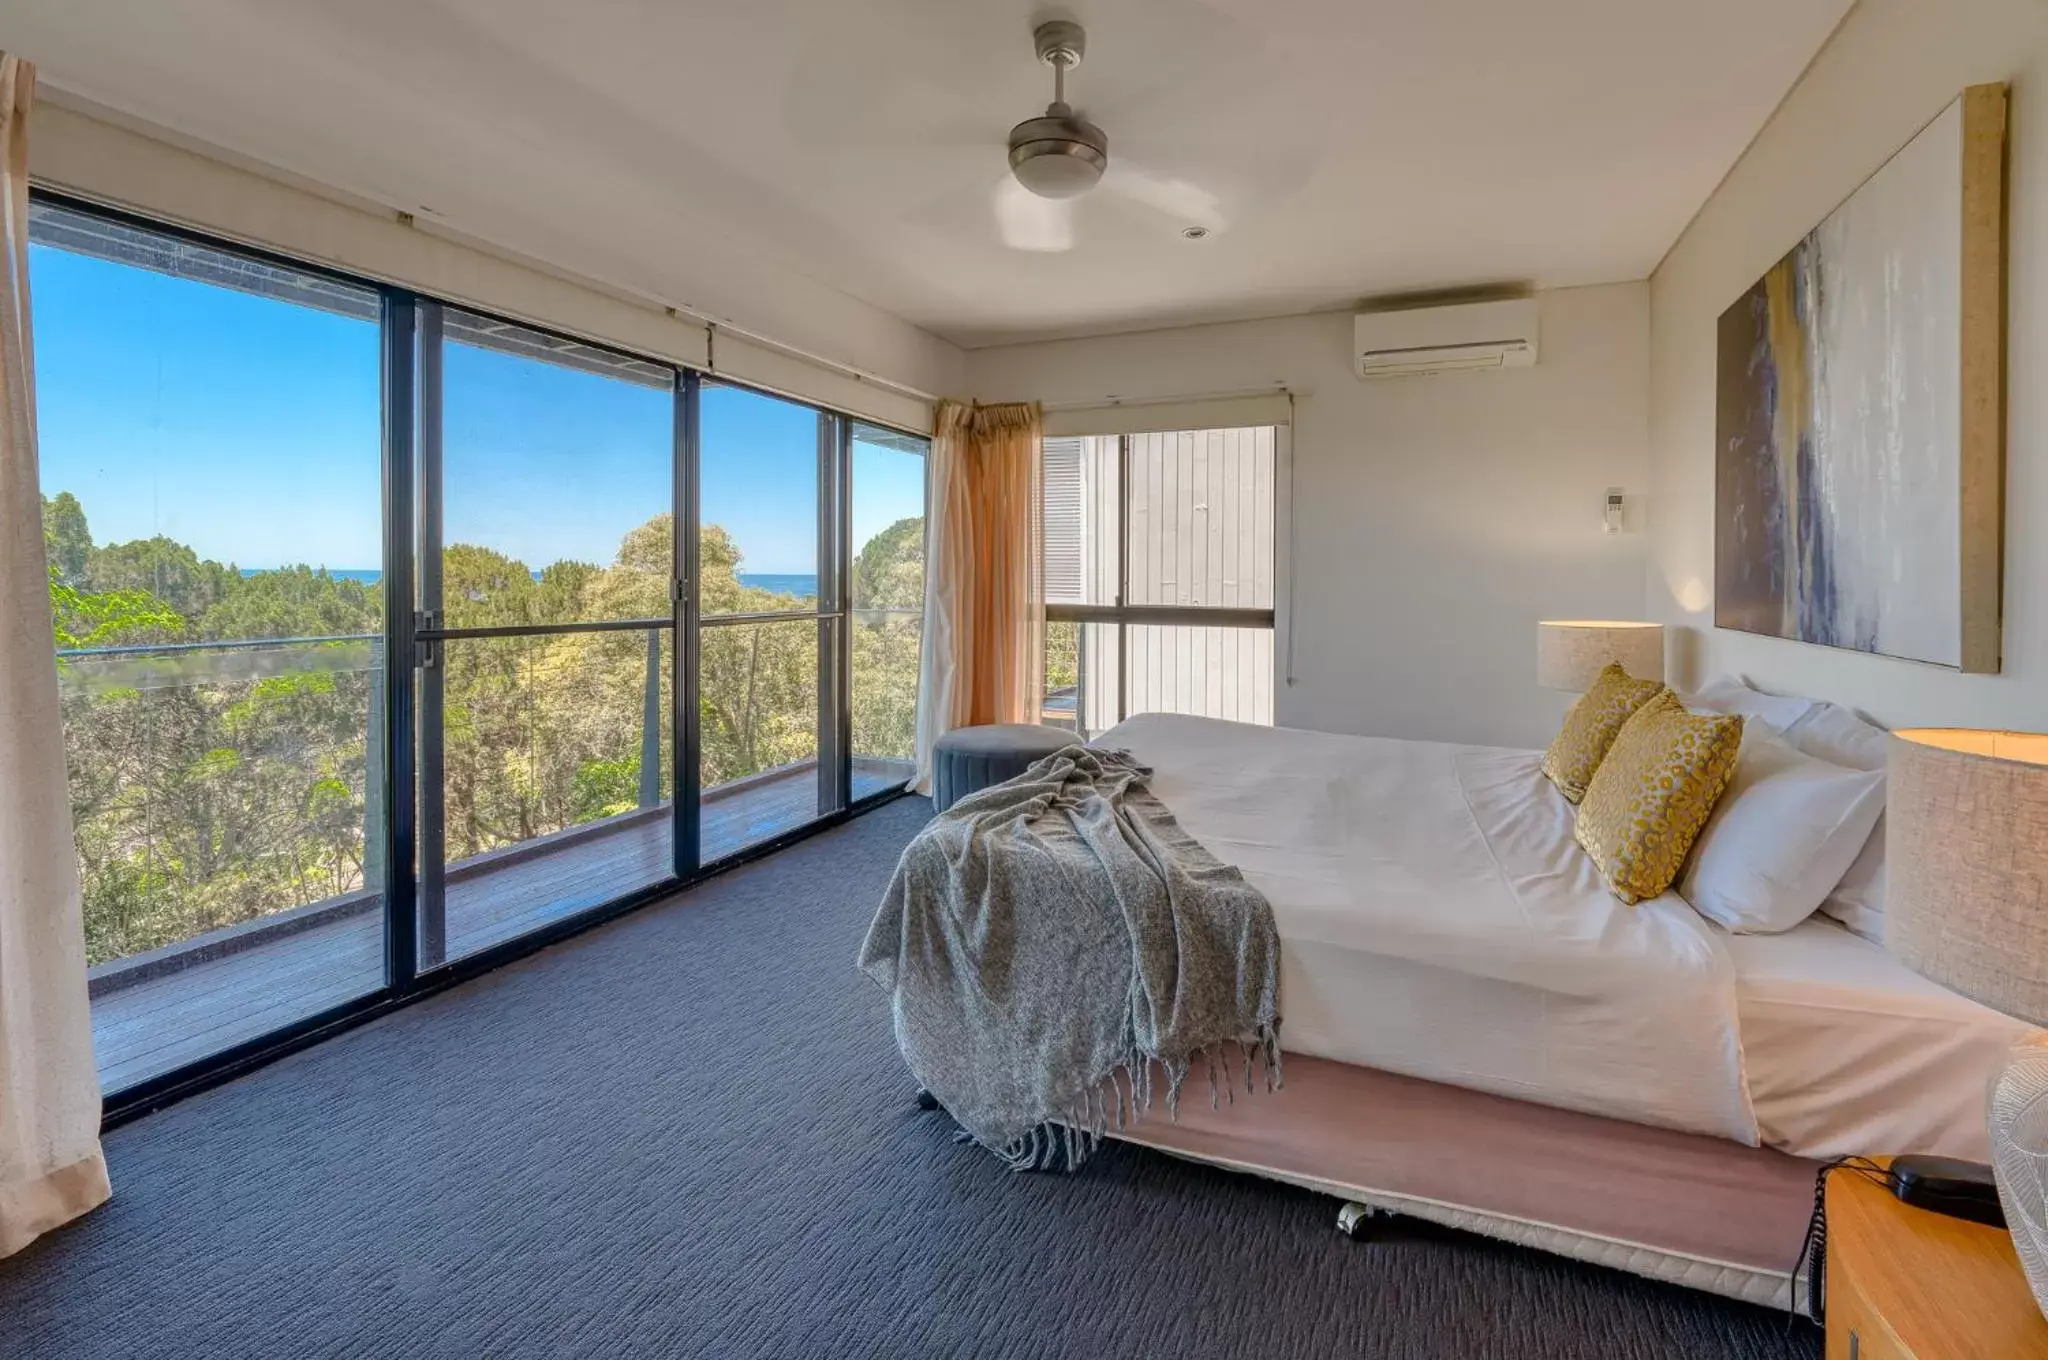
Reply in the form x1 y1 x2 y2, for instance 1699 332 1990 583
28 201 389 1092
849 423 928 797
695 383 841 859
28 191 930 1109
414 305 680 969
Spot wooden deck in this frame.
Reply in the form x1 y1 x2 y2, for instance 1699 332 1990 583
90 760 914 1096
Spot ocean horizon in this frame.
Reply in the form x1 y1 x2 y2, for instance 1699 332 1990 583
241 567 385 584
736 573 819 598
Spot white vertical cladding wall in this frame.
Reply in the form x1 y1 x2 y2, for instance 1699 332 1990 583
1647 0 2048 732
1123 428 1277 726
968 283 1652 749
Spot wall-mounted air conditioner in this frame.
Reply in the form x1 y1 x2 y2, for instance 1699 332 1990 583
1353 298 1540 379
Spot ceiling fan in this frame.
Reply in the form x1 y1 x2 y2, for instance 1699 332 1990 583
996 20 1224 252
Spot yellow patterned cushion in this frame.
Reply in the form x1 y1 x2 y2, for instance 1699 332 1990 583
1540 663 1665 804
1574 692 1744 904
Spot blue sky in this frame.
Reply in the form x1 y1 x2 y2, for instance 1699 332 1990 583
30 243 925 577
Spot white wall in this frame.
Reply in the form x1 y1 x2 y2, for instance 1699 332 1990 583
1648 0 2048 731
969 284 1652 749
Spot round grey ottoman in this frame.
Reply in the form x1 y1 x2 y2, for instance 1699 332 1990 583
932 723 1074 812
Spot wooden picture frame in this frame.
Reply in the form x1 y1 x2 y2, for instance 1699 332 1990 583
1714 83 2007 673
1958 82 2008 674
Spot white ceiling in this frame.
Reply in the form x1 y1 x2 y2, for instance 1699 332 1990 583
7 0 1850 350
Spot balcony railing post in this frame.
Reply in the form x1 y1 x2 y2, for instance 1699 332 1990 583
1076 625 1089 738
364 637 386 889
640 628 662 808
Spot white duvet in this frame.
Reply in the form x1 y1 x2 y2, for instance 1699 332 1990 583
1098 713 1761 1146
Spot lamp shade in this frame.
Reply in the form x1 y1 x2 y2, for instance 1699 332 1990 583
1887 729 2048 1026
1890 729 2048 1324
1536 621 1664 691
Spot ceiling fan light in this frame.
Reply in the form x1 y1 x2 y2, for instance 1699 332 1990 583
1008 109 1109 199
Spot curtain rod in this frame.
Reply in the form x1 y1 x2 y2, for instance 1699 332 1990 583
1037 384 1297 413
404 214 946 404
699 318 940 405
400 204 947 407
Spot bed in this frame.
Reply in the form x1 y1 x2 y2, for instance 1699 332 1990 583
1077 711 2034 1307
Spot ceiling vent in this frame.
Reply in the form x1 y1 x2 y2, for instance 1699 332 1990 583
1353 298 1539 379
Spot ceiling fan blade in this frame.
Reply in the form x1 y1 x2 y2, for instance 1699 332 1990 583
1101 160 1226 233
994 176 1075 252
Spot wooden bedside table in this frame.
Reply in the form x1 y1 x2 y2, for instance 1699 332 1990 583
1826 1165 2048 1358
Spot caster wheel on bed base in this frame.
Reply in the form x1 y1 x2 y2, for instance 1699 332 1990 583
1337 1202 1397 1240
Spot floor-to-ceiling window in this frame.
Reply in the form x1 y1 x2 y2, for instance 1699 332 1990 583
27 194 930 1111
29 201 388 1093
696 383 836 858
1041 427 1277 737
848 422 927 797
416 307 679 967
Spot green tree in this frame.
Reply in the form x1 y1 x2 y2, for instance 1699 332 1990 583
584 514 671 620
1045 622 1078 692
198 565 381 641
49 568 184 650
698 524 748 614
848 515 924 762
47 491 385 962
88 536 236 622
852 516 924 610
614 514 672 577
686 520 817 784
41 491 91 586
535 559 600 621
441 543 538 628
50 494 929 968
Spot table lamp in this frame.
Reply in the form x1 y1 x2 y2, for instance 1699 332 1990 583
1536 620 1665 691
1887 728 2048 1317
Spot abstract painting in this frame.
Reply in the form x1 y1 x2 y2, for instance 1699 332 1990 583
1715 86 2007 672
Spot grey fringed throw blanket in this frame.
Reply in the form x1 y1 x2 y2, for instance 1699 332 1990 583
858 744 1281 1171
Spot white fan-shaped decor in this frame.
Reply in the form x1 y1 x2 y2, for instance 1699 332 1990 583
1992 1042 2048 1313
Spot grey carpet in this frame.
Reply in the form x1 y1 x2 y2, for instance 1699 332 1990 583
0 797 1820 1359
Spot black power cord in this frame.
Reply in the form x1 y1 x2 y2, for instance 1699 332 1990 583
1790 1155 1892 1326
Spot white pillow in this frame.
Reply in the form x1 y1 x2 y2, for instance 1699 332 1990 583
1781 701 1892 941
1782 700 1891 772
1689 676 1818 735
1824 827 1888 943
1679 724 1887 934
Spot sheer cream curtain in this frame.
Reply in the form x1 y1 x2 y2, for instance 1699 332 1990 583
0 54 111 1258
913 401 1045 793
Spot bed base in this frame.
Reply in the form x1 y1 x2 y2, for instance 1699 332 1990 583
1101 1055 1822 1312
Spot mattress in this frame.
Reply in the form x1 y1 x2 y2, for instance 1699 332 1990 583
1727 917 2035 1162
